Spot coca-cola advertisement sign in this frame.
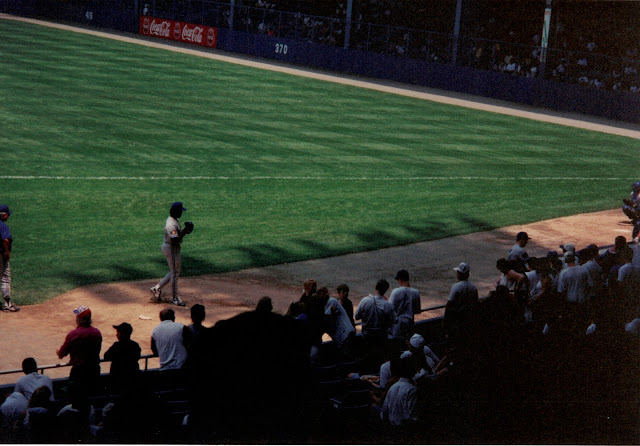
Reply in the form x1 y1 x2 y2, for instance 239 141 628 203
140 16 217 48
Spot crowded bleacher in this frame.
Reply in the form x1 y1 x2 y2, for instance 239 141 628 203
183 0 640 94
1 229 639 443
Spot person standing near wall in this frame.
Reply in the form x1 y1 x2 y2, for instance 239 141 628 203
0 204 19 312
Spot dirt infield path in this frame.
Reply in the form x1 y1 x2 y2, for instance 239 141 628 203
2 14 640 384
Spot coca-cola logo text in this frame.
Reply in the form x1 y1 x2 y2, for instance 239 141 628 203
149 20 170 38
181 25 203 44
140 17 217 48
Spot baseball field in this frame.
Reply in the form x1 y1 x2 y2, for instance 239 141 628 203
2 16 640 310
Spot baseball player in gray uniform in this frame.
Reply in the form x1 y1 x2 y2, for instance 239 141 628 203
150 202 193 306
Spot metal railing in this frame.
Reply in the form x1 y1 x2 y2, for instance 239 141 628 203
0 354 158 378
0 304 446 379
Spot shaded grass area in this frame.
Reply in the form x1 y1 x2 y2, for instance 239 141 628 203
1 19 639 304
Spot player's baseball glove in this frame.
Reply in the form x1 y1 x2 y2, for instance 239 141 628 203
623 198 634 206
183 221 194 234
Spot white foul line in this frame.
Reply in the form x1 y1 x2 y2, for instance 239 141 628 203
0 175 636 181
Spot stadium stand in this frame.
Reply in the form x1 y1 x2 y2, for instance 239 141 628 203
1 234 639 443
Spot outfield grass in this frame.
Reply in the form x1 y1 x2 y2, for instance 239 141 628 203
1 19 639 304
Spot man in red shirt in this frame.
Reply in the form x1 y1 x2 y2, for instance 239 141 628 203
57 306 102 393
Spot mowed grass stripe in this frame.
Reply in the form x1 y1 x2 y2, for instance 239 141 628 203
1 19 639 304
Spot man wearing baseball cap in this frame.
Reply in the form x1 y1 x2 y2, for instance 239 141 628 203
150 201 194 307
0 204 19 312
104 322 141 396
443 262 478 354
56 306 102 393
507 231 531 273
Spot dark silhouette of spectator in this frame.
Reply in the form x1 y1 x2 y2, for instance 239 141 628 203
56 380 97 443
600 235 627 281
443 262 478 354
104 322 141 396
188 309 311 443
14 357 54 401
255 296 273 313
300 278 317 304
56 305 102 394
188 303 207 340
305 287 331 364
23 386 55 443
286 300 304 318
151 308 190 370
337 283 355 327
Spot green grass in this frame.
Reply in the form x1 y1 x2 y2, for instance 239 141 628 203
1 19 639 304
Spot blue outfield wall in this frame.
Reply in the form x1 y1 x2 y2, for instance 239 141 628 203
219 29 640 124
3 0 639 124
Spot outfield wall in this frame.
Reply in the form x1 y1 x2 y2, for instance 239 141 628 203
217 28 640 123
4 0 639 124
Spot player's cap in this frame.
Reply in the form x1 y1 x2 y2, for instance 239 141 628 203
0 204 11 215
113 322 133 336
546 250 559 259
73 305 91 318
454 262 470 275
633 182 640 190
170 202 187 212
409 333 425 349
564 251 576 263
516 231 530 241
560 242 575 253
394 269 410 281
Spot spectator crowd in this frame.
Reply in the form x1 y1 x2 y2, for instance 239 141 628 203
193 0 639 94
1 227 639 443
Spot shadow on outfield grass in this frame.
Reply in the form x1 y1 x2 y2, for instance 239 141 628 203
57 215 498 294
230 216 498 269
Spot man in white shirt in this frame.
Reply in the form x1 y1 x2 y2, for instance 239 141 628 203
151 309 190 370
14 357 54 401
617 246 640 305
389 270 421 342
380 357 418 427
324 295 356 356
355 279 396 341
558 252 594 304
507 232 531 273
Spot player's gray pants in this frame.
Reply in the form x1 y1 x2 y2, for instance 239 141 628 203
0 257 9 300
157 243 180 299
